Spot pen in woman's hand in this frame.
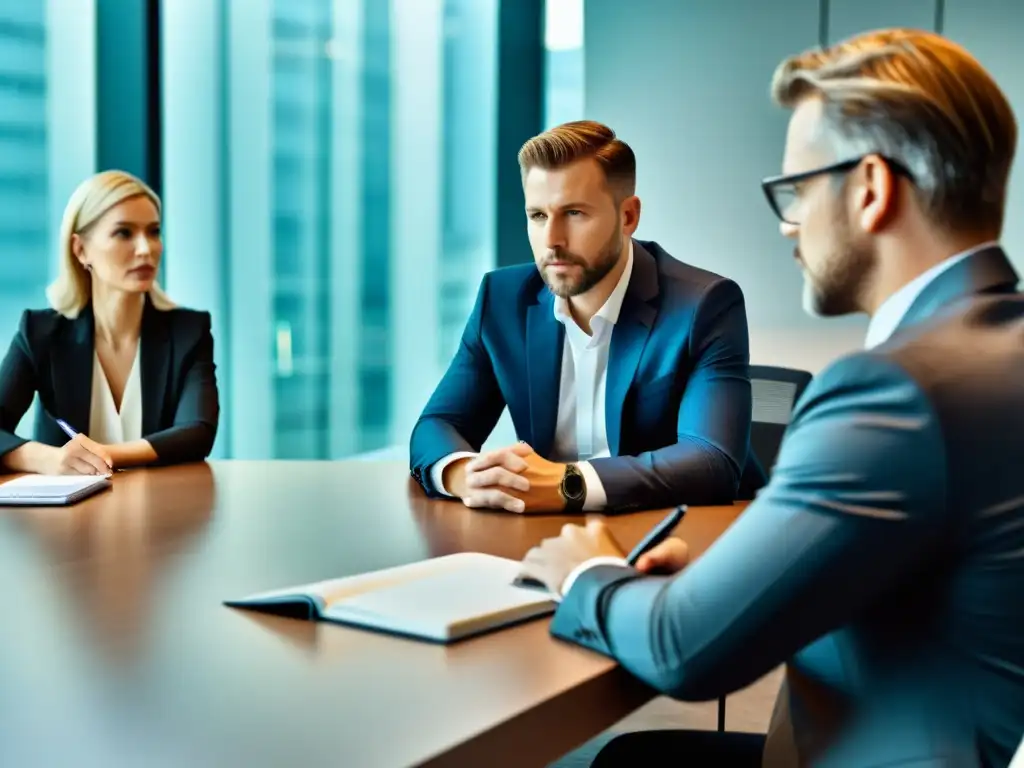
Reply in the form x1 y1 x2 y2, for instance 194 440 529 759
55 418 120 473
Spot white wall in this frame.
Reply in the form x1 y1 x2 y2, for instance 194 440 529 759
944 0 1024 276
584 0 1024 374
827 0 936 43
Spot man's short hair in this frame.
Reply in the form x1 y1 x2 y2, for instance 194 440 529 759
518 120 637 202
772 29 1017 235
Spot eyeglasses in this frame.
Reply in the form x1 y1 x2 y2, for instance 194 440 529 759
761 155 913 225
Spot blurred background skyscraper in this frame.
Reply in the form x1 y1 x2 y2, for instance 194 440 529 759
156 0 583 460
0 2 49 357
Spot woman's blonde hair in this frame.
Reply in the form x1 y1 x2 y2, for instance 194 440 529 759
46 169 175 318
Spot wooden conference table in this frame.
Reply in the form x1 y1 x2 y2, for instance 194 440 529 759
0 461 747 768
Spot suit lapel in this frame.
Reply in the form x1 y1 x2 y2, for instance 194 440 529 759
51 306 94 435
896 245 1019 334
526 290 564 458
605 242 659 456
140 297 171 436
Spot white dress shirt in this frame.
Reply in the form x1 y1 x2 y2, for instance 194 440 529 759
88 341 143 445
431 243 636 511
563 241 1003 597
864 241 1000 349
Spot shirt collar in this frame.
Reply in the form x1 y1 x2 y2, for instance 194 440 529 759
864 240 1000 349
553 240 634 332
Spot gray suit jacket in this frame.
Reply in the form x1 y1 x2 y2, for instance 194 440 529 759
550 246 1024 767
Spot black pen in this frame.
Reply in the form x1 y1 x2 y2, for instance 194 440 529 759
625 505 687 565
511 505 688 591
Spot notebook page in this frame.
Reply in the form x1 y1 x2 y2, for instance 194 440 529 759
1 475 109 488
322 555 556 640
0 475 109 497
318 554 489 608
229 553 504 611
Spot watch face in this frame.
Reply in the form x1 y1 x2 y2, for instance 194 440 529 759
563 470 585 500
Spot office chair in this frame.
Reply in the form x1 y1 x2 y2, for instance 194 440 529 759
748 365 813 476
717 364 813 732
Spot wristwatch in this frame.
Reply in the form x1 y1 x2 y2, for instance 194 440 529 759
559 463 587 512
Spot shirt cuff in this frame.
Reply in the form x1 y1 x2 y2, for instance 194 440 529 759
561 555 628 596
577 460 606 511
430 451 478 497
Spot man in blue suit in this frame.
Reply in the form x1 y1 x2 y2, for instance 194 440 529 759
410 121 764 514
521 30 1024 767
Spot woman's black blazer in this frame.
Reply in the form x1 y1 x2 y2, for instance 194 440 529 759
0 298 219 465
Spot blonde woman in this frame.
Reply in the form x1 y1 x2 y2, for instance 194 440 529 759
0 170 219 475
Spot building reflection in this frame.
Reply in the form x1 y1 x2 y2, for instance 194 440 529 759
5 464 217 664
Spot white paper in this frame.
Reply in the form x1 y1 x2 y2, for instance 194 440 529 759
1 475 110 488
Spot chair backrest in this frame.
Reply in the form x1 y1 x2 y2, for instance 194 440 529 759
748 365 813 476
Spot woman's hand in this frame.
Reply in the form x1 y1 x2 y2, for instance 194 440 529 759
50 434 114 475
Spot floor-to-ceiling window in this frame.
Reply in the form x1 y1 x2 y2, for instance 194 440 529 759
543 0 584 128
0 0 96 435
162 0 500 459
0 3 50 345
269 0 334 458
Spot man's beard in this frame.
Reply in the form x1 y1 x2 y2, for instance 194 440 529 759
801 212 874 318
541 228 624 299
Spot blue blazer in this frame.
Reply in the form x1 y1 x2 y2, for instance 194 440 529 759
550 247 1024 767
410 240 764 510
0 298 219 466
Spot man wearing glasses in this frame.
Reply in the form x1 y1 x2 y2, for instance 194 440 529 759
521 29 1024 767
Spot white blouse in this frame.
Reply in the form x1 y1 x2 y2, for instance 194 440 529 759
88 341 143 445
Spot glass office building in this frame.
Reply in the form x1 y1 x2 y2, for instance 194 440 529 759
544 0 585 129
264 0 500 458
0 3 49 351
0 1 95 435
162 0 506 459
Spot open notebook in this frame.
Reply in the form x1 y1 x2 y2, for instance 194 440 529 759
224 552 558 644
0 474 112 506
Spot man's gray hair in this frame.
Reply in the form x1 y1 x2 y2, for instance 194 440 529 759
772 29 1017 235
